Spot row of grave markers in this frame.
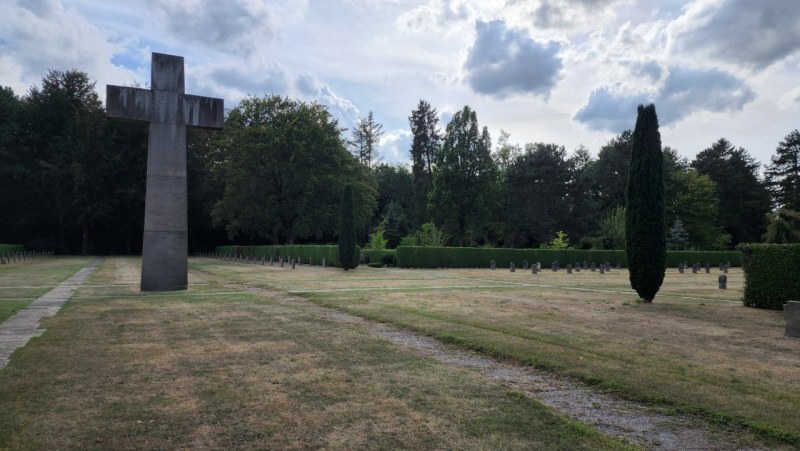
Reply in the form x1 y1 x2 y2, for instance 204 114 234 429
492 260 618 274
492 259 728 289
0 250 54 265
194 251 327 269
676 261 732 274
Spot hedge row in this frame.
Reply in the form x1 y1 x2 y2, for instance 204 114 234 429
395 246 742 269
395 247 627 268
0 244 25 254
362 249 397 265
742 244 800 310
215 245 358 268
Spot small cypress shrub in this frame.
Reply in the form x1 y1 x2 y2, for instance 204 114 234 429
338 184 358 270
625 104 666 302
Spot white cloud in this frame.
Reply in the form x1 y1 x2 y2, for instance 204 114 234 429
669 0 800 70
380 129 413 164
0 0 130 94
464 19 564 99
779 86 800 110
574 66 755 131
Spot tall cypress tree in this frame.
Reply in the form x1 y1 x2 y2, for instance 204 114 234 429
339 184 358 270
625 104 665 303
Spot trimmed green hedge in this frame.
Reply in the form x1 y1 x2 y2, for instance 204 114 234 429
665 251 741 267
0 244 25 254
363 249 396 266
742 244 800 310
395 247 627 268
215 244 360 268
395 246 742 269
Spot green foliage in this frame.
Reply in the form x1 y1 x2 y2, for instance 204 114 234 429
541 231 571 250
666 218 689 250
626 104 666 302
215 244 357 268
765 129 800 211
590 206 626 250
339 184 359 270
0 244 25 254
504 143 574 247
212 95 376 244
367 230 387 250
409 100 440 226
668 169 721 249
692 138 771 245
414 222 448 247
762 209 800 243
429 105 497 246
593 130 632 215
741 244 800 310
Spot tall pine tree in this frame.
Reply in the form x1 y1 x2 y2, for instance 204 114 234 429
625 104 665 303
766 129 800 211
408 100 440 226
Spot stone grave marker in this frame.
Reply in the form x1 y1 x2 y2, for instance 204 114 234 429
322 258 326 268
599 265 605 274
784 301 800 338
292 259 296 269
590 262 596 272
723 264 728 274
523 261 529 269
490 260 496 270
718 274 727 289
678 262 684 274
107 52 223 291
692 263 699 274
531 264 538 274
510 262 516 272
566 264 572 274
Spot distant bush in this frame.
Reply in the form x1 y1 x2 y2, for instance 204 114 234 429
741 244 800 310
215 244 359 268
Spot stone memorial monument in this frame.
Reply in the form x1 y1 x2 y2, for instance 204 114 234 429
106 53 224 291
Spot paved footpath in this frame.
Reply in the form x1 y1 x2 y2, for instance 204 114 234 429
0 257 103 369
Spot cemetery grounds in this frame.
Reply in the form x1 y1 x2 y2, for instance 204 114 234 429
0 256 798 449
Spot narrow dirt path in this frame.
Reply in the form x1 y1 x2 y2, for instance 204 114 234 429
199 269 772 450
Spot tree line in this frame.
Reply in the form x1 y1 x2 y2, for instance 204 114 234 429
1 69 798 254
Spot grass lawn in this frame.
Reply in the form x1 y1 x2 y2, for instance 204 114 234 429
0 257 628 450
194 259 800 446
0 256 91 323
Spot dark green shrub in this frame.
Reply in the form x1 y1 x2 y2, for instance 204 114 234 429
742 244 800 310
626 104 666 302
665 251 741 267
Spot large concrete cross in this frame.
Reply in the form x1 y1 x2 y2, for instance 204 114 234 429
106 53 223 291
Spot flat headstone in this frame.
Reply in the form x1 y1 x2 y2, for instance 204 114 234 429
784 301 800 338
107 53 223 291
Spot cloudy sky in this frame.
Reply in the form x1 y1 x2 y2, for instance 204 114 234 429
2 0 799 166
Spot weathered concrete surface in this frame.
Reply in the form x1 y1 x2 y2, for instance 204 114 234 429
0 258 102 370
106 53 223 291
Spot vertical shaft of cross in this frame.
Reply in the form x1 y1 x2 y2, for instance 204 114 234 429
141 54 188 291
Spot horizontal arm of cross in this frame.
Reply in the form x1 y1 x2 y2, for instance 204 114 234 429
106 86 224 129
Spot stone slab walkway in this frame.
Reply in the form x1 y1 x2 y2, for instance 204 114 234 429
0 257 103 369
